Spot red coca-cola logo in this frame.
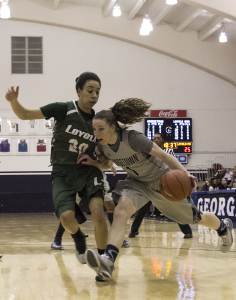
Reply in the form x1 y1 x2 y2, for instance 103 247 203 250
159 110 178 117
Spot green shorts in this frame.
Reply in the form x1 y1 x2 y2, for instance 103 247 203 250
51 164 104 219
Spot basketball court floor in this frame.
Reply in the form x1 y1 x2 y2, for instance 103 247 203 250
0 213 235 300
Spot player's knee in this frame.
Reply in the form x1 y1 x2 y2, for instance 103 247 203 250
113 205 129 221
90 207 105 224
60 211 74 227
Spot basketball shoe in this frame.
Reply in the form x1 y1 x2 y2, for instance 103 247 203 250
219 218 233 253
85 249 115 281
121 240 131 248
74 231 88 264
51 239 64 250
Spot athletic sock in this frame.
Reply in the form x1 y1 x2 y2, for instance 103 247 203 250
105 244 119 263
55 222 65 240
107 212 114 225
216 220 227 236
98 249 105 255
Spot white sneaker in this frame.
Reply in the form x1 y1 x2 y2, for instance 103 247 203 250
85 249 114 281
121 240 131 248
219 218 233 253
76 251 86 264
51 241 64 250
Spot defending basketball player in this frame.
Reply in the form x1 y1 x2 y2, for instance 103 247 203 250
5 73 109 265
77 98 233 281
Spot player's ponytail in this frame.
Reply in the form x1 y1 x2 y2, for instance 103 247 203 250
94 98 152 130
110 98 151 125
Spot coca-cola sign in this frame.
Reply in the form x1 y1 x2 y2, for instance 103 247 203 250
150 110 187 118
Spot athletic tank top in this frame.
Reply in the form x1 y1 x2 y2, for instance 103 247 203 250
102 130 169 182
50 101 96 165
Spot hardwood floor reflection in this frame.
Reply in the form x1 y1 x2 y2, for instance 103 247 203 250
0 213 235 300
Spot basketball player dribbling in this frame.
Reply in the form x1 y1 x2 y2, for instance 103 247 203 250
5 72 109 264
77 98 233 281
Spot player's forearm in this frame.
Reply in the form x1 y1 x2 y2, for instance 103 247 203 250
162 153 188 174
10 99 32 120
150 143 189 174
108 160 114 169
10 99 45 120
91 160 110 170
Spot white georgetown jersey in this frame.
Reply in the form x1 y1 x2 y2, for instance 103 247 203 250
101 130 169 182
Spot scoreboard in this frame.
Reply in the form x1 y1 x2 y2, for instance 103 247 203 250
144 118 193 154
163 142 192 154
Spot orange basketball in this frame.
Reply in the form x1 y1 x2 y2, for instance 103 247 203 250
160 170 192 202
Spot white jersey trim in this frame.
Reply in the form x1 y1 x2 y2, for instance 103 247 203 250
67 101 79 115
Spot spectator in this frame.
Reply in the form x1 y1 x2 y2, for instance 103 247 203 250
201 180 210 191
224 168 233 185
229 171 236 188
218 178 231 190
213 169 223 180
216 178 222 189
209 178 218 191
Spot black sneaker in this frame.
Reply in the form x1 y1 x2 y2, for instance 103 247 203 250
128 231 139 238
184 233 193 239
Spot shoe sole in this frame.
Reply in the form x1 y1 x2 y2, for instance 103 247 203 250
51 247 64 250
85 249 112 281
128 233 139 238
121 243 131 248
220 218 233 253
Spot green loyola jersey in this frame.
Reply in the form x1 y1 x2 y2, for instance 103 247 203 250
50 101 97 165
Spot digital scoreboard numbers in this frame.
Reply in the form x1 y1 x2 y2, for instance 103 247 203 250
145 118 193 154
163 142 192 154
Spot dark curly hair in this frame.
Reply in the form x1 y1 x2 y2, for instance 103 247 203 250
94 98 152 129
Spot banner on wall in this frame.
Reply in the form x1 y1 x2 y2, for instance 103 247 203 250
196 192 236 222
150 110 187 118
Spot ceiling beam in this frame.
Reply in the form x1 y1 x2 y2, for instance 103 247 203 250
52 0 60 10
102 0 117 17
128 0 146 20
152 4 174 26
176 8 202 32
198 15 225 41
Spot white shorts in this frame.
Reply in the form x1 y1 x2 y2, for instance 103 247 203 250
113 177 202 224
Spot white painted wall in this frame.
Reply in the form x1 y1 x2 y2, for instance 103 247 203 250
1 20 236 171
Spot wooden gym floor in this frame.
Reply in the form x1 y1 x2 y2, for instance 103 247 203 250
0 213 235 300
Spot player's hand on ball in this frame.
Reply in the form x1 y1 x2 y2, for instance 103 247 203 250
5 86 19 102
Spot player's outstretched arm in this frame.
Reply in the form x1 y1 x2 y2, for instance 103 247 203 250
149 142 197 193
5 86 45 120
77 153 111 170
